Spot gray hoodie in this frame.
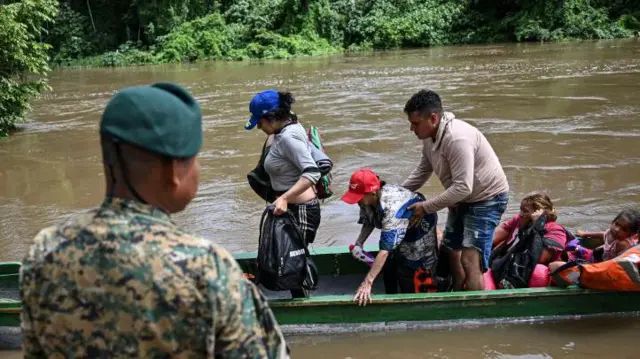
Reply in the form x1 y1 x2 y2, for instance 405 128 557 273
264 123 321 192
402 112 509 212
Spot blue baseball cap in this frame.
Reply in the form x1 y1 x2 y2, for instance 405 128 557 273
245 89 280 130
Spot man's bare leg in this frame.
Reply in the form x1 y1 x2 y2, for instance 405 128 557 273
461 248 484 291
448 249 466 291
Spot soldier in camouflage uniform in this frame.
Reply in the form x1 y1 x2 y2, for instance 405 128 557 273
20 82 290 358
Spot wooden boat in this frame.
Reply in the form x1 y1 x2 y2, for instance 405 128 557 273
1 246 639 334
236 245 640 332
0 262 20 327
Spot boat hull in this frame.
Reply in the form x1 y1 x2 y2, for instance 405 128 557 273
2 246 640 330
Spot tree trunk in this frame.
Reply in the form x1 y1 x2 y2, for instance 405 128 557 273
86 0 96 33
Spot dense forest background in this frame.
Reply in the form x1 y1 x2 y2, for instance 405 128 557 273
1 0 639 136
20 0 640 67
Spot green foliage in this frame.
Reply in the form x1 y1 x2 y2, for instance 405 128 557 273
60 10 340 67
337 0 471 50
243 29 339 59
47 3 91 63
479 0 632 42
0 0 59 137
157 13 233 62
1 1 635 136
619 14 640 31
20 0 640 69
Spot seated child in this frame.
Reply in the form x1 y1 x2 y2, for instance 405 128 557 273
572 209 640 262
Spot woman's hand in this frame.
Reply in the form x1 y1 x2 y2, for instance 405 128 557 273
530 209 544 222
576 230 586 238
354 278 373 306
273 196 288 216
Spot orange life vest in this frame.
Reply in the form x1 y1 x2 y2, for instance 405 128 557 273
552 244 640 291
413 268 438 293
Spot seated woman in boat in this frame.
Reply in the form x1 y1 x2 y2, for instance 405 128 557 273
568 209 640 262
341 168 439 306
491 191 568 266
487 191 570 289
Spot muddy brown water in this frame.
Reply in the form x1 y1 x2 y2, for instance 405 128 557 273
1 38 640 356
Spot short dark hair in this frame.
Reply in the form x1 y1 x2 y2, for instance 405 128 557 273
613 209 640 234
403 90 443 116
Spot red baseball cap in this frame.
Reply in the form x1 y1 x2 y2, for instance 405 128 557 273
341 168 381 204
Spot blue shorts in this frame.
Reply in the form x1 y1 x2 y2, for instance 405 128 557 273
442 192 509 271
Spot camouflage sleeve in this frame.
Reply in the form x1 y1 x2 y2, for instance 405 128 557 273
207 247 289 359
20 237 46 358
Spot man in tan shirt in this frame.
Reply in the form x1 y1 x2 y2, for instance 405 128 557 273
403 90 509 291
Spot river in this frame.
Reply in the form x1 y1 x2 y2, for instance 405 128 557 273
1 38 639 357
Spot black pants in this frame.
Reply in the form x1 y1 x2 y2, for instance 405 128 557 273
383 253 417 294
383 252 448 294
288 198 321 298
288 198 322 245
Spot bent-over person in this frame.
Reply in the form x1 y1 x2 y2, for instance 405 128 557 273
402 90 509 291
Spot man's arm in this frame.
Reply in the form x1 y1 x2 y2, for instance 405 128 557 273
401 148 433 192
355 224 375 247
209 249 289 358
420 138 474 213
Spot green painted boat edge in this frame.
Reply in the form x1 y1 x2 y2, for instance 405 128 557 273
267 286 600 307
0 299 20 327
233 244 640 326
2 246 640 329
0 262 21 276
270 289 640 325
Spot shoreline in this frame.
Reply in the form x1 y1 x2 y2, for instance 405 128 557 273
51 36 639 71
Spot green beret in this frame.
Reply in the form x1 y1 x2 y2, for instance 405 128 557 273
100 82 202 158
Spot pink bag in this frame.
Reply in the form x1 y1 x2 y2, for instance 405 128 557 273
483 269 497 290
528 264 550 287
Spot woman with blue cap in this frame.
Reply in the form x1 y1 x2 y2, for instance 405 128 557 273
245 90 322 297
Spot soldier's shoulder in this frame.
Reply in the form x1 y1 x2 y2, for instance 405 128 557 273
170 231 247 284
26 209 99 261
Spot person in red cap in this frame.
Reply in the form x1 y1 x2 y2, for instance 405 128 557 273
342 168 439 306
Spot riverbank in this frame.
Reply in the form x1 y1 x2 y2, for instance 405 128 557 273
48 0 640 69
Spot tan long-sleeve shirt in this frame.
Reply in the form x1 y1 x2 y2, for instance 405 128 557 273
402 113 509 213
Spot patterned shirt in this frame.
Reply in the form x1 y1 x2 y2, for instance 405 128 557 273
358 184 438 270
20 197 289 359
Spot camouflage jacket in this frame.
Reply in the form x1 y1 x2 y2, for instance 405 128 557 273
20 197 289 358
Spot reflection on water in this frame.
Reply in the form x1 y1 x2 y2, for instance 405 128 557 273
1 38 640 357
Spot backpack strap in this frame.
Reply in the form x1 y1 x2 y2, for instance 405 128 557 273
258 205 272 242
542 237 565 250
259 139 272 205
